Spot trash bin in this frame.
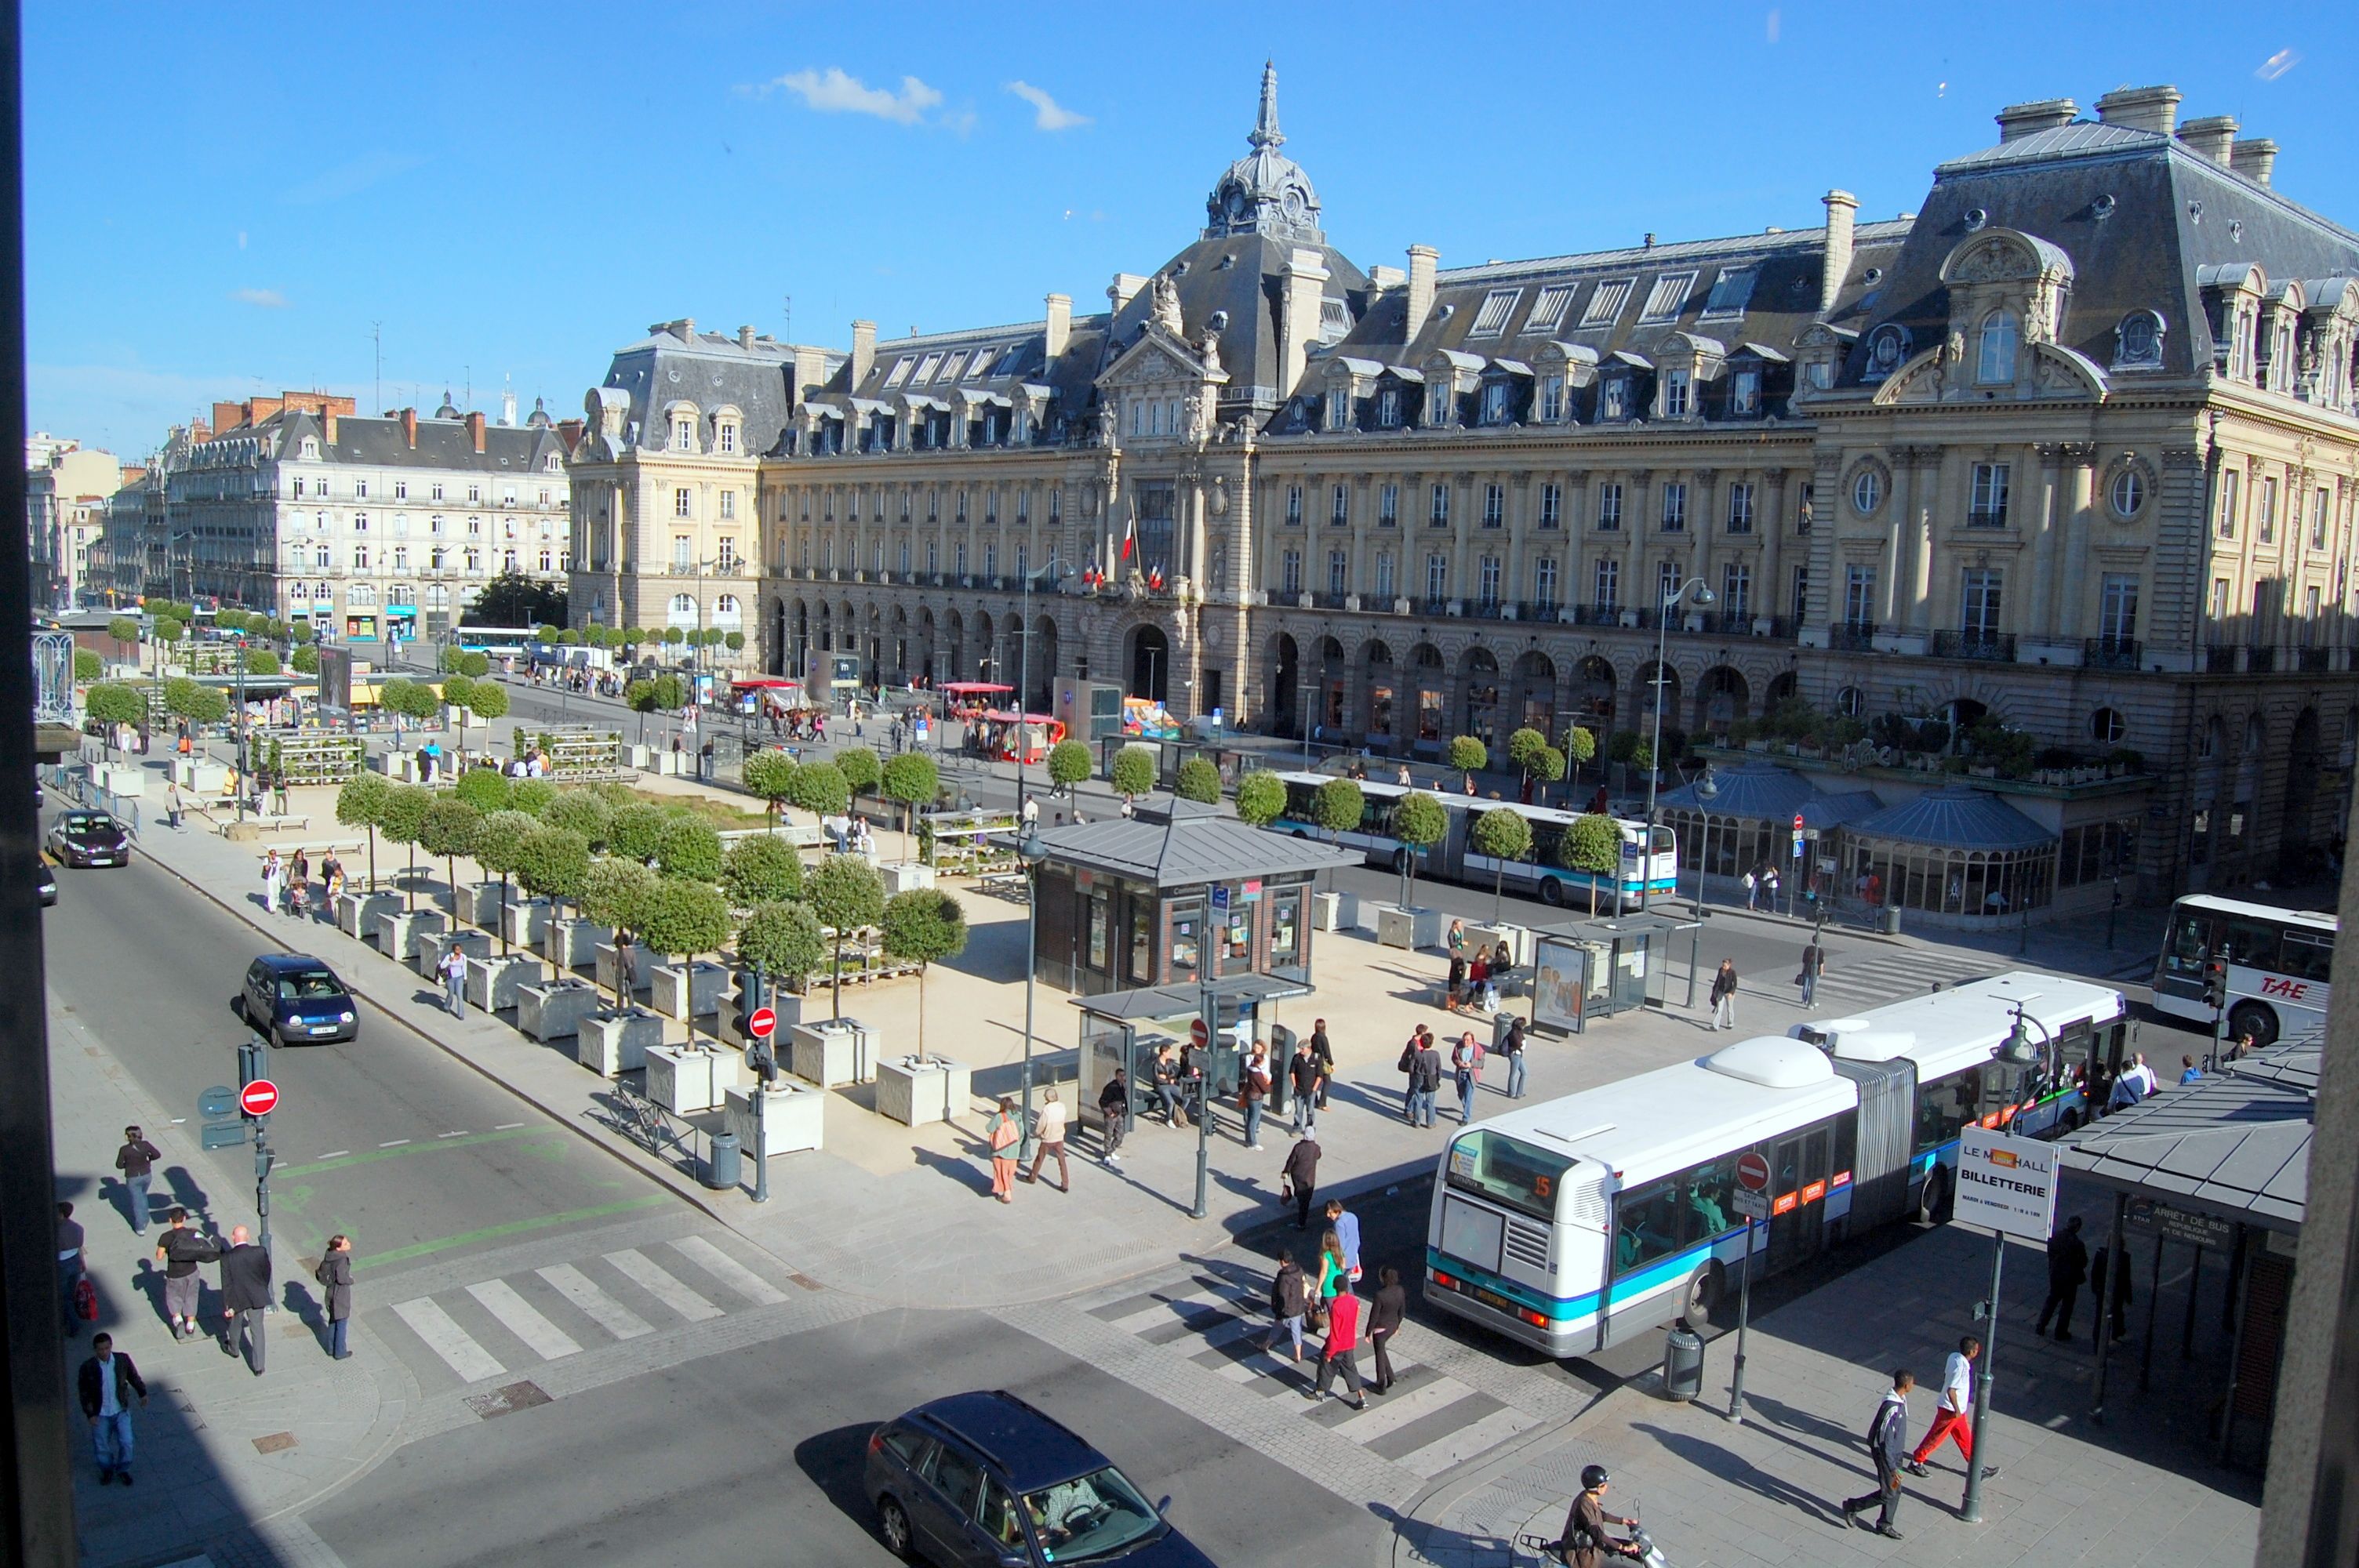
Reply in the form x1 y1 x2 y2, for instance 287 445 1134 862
1878 906 1903 936
1661 1323 1706 1402
706 1131 742 1191
1491 1010 1525 1051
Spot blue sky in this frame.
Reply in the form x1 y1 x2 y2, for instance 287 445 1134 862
26 2 2357 456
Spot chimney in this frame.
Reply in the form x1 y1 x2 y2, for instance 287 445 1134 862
1108 273 1147 311
2094 85 2181 136
213 401 245 434
1819 190 1859 314
323 412 338 445
2175 114 2238 165
1279 248 1331 399
678 318 696 341
465 411 486 453
792 345 829 405
1405 244 1438 341
849 320 877 387
1043 293 1071 360
556 418 584 453
1995 97 2078 141
1368 265 1405 306
191 419 211 442
737 325 756 350
400 408 417 449
2230 136 2279 187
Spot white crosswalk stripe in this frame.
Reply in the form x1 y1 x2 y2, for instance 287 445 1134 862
391 1298 506 1383
1398 1405 1543 1478
535 1264 654 1341
467 1279 582 1361
604 1247 723 1322
1327 1376 1467 1440
674 1236 789 1305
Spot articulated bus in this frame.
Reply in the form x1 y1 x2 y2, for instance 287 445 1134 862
2151 894 2335 1050
1268 771 1676 909
1423 972 2127 1357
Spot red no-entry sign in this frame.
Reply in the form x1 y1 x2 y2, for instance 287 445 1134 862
1189 1017 1210 1051
1736 1151 1770 1192
747 1006 777 1040
240 1079 281 1118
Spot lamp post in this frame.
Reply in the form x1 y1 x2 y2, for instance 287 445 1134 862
234 633 249 825
1014 564 1074 831
1643 578 1714 910
1017 828 1045 1163
1958 1003 2054 1526
1692 764 1718 916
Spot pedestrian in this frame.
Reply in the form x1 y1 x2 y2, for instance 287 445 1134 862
1410 1032 1443 1128
114 1124 161 1236
1490 939 1514 1001
1240 1044 1270 1151
1368 1265 1406 1392
1266 1250 1309 1364
439 942 468 1018
1447 916 1466 960
2037 1215 2088 1341
1324 1196 1362 1287
217 1223 272 1374
1395 1028 1423 1120
1150 1044 1188 1127
1467 949 1492 1013
1741 866 1757 909
1098 1069 1129 1167
986 1096 1020 1203
78 1332 148 1487
1501 1015 1528 1099
1281 1133 1320 1230
1445 948 1467 1014
2090 1243 2134 1341
1841 1368 1914 1540
166 779 183 830
314 1234 354 1359
1024 1088 1070 1192
1303 1283 1369 1410
154 1207 217 1341
261 848 284 916
272 772 289 817
1309 1018 1334 1110
1315 1228 1349 1301
1451 1029 1485 1123
1710 959 1739 1031
57 1200 87 1338
2179 1054 2204 1085
1288 1036 1321 1136
1906 1335 1998 1488
1798 936 1826 1008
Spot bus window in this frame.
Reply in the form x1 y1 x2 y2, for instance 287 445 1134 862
1446 1130 1572 1222
2216 913 2286 967
1916 1066 1979 1153
1681 1159 1739 1240
2281 931 2334 983
2161 909 2215 982
1612 1181 1687 1276
1831 1112 1858 1182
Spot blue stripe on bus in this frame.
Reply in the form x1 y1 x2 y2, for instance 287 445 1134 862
1427 1229 1752 1325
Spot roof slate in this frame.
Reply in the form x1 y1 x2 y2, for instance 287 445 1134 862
1029 797 1356 888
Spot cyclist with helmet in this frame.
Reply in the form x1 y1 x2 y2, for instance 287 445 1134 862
1550 1465 1645 1566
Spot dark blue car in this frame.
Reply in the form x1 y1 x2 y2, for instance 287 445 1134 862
863 1391 1214 1566
241 953 358 1048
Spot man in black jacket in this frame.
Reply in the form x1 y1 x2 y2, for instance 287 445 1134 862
78 1333 149 1486
1308 1019 1335 1110
1288 1037 1322 1136
1841 1369 1914 1538
2037 1215 2088 1341
1281 1136 1320 1231
1410 1036 1444 1128
217 1225 273 1374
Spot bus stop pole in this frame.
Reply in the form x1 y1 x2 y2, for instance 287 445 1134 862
1192 975 1212 1220
1727 1217 1755 1422
2090 1190 2127 1421
1961 1231 2006 1524
1685 927 1699 1009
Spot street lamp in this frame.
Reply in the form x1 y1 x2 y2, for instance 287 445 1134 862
1692 764 1719 916
1642 577 1714 910
1013 564 1074 830
1016 828 1046 1163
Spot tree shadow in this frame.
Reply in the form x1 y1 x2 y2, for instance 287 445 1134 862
1630 1421 1849 1527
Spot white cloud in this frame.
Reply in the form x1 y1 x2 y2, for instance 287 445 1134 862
280 151 423 205
231 288 289 309
1006 81 1090 132
769 67 943 125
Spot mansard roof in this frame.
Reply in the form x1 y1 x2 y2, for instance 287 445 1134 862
208 407 571 475
597 322 835 457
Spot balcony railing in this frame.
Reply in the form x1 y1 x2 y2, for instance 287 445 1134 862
1419 597 1451 618
2083 636 2142 670
1310 590 1352 610
1470 597 1506 619
1931 630 2016 662
1965 506 2010 529
2246 644 2277 673
2299 646 2332 673
2205 644 2238 673
1520 601 1563 623
1828 624 1879 652
1568 603 1622 626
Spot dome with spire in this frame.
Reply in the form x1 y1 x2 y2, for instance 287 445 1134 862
434 389 461 419
526 394 553 429
1203 61 1323 245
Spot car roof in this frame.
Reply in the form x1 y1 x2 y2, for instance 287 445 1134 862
60 811 114 823
255 953 338 975
907 1391 1107 1494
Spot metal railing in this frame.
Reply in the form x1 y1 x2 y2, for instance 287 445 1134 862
2246 644 2277 673
1931 630 2016 662
2299 646 2332 673
1965 506 2010 529
2083 637 2141 670
1828 624 1878 652
2205 644 2238 673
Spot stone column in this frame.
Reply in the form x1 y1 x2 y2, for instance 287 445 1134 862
1757 470 1785 626
1881 456 1911 627
2027 444 2065 639
2058 444 2097 638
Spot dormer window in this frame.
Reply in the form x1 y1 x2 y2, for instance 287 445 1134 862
1539 373 1565 422
718 422 738 455
671 417 694 452
1326 389 1348 431
2114 310 2165 370
1662 369 1691 419
300 437 319 459
1427 383 1453 426
1638 273 1696 324
1377 387 1401 428
1976 310 2018 383
1480 382 1511 425
1601 376 1629 421
1729 367 1761 416
1468 289 1519 338
1526 285 1575 334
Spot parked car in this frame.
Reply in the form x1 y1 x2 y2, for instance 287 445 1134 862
240 953 358 1047
36 858 56 906
864 1390 1211 1566
45 809 130 867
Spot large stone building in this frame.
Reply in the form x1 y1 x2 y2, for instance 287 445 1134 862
570 70 2359 909
24 435 123 608
175 390 577 644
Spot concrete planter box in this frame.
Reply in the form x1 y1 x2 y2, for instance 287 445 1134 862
502 898 553 947
374 907 448 960
1377 904 1443 951
460 881 511 929
724 1083 824 1158
651 960 727 1022
543 917 601 970
789 1017 876 1088
874 1054 972 1127
645 1044 747 1115
714 982 820 1048
595 942 655 998
336 891 400 938
465 953 545 1012
517 978 601 1043
881 861 936 896
1312 890 1360 931
416 928 491 976
94 762 147 797
629 745 655 771
575 1007 663 1076
176 759 228 793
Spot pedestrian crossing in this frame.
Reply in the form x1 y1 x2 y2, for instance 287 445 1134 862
380 1235 787 1388
1784 946 2001 1013
1081 1274 1547 1480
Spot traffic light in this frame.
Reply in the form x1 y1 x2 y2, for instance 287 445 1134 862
238 1036 269 1091
2204 960 2228 1011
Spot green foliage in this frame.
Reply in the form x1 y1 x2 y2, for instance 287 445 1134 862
1608 729 1641 764
418 797 482 862
471 569 569 628
1629 739 1656 774
379 783 432 847
460 651 492 679
73 648 101 681
471 809 540 878
607 802 669 862
722 833 804 906
163 677 227 725
1968 719 2037 779
1532 745 1567 785
289 621 314 644
289 644 320 675
463 681 509 722
439 645 471 673
1393 790 1449 849
881 888 968 974
638 876 731 959
736 901 826 988
1562 813 1623 874
439 673 474 711
834 746 882 797
85 682 147 726
1314 776 1364 835
1470 805 1533 862
740 750 798 808
654 816 724 881
216 609 249 632
514 826 592 903
785 760 850 817
1046 739 1092 789
509 778 558 818
580 855 656 932
1110 745 1156 797
624 674 688 713
242 648 281 677
1447 735 1489 775
1507 727 1548 771
336 773 391 831
153 615 183 644
724 630 746 652
545 790 613 849
453 767 511 813
107 615 139 646
1233 769 1286 826
880 751 940 816
807 853 885 934
662 626 685 645
1174 756 1223 804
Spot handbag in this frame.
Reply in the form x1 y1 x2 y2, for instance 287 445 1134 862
75 1276 98 1322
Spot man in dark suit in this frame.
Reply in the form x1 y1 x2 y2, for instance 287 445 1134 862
217 1224 273 1374
78 1333 149 1486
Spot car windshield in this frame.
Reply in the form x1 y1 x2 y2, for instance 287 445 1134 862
278 971 343 1000
64 814 115 833
1021 1465 1161 1562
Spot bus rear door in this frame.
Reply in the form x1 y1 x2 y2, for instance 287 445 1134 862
1765 1123 1834 1272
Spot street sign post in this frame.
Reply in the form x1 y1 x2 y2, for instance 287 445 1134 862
238 1079 281 1119
1727 1150 1772 1421
1951 1126 2059 1523
198 1085 237 1120
1190 1007 1214 1220
747 1006 777 1040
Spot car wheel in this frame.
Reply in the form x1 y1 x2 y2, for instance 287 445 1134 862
878 1497 915 1560
2227 1000 2278 1052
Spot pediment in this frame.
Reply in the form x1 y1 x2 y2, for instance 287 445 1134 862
1100 327 1227 390
1874 337 2109 406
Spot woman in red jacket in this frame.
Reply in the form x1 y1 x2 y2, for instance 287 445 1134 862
1303 1284 1369 1410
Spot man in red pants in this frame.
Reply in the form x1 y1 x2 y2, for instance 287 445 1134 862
1907 1335 2000 1491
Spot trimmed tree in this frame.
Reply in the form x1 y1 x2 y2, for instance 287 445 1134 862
834 745 882 800
654 817 723 882
1470 804 1534 922
638 877 732 1042
472 809 540 953
380 783 432 912
1507 726 1548 797
454 766 511 813
336 773 391 891
1314 775 1363 892
1392 789 1448 907
1448 735 1489 789
293 644 322 675
1174 756 1222 804
165 677 227 728
741 750 799 828
514 826 592 921
85 682 147 739
880 888 968 1054
463 680 509 739
418 797 482 915
107 615 139 659
786 760 849 818
736 900 826 998
1046 739 1092 793
244 648 281 677
73 648 100 682
460 651 492 679
545 789 613 851
510 777 558 819
880 750 939 833
1110 745 1156 800
1563 811 1623 916
580 857 656 1004
722 833 803 908
607 802 669 863
1234 768 1286 826
807 853 885 1021
1562 724 1597 790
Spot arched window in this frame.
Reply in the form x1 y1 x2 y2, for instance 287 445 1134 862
1851 469 1884 516
2088 707 2126 744
2110 469 2146 519
2114 310 2165 369
1977 310 2019 383
1835 685 1866 718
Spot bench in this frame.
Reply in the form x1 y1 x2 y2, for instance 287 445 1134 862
977 871 1030 901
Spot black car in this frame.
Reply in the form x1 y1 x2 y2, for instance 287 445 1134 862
35 857 56 906
864 1391 1212 1566
45 809 130 867
241 954 358 1047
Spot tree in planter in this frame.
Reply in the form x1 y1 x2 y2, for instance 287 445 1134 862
722 833 803 907
164 677 227 729
1045 739 1092 795
1110 744 1156 801
514 825 592 927
438 645 473 675
654 817 723 882
1174 756 1222 804
463 679 509 757
107 615 139 662
623 674 686 743
1562 811 1623 916
1470 805 1534 922
460 651 492 680
85 683 147 750
741 750 799 828
471 809 540 953
634 877 732 1042
880 888 968 1054
454 766 511 813
880 751 939 833
418 797 482 916
336 773 391 892
785 759 849 818
580 856 656 1004
1392 789 1448 908
736 900 826 1008
1234 768 1286 826
1314 776 1363 893
73 648 101 683
834 746 882 800
1507 727 1548 797
545 789 613 851
725 630 746 655
153 615 183 655
379 784 432 911
806 854 885 1022
510 777 558 819
1531 744 1567 808
244 648 281 677
607 802 669 863
1447 735 1489 791
289 620 314 645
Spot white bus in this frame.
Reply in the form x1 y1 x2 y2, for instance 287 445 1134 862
1423 972 2127 1357
2151 894 2335 1049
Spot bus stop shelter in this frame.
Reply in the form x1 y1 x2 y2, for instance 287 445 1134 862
1528 911 1704 1035
1070 973 1315 1137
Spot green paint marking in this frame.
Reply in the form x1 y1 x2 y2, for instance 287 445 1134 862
276 1126 549 1178
351 1196 669 1270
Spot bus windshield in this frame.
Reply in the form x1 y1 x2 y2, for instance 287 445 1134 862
1446 1130 1574 1222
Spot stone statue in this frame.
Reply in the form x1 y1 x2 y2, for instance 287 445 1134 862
1095 401 1117 445
1151 270 1185 338
1198 326 1222 371
1182 390 1205 440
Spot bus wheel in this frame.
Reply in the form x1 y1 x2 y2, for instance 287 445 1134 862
1291 829 1308 840
1918 1171 1950 1225
1683 1262 1725 1324
1394 848 1413 875
1539 876 1565 907
2227 1000 2278 1051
